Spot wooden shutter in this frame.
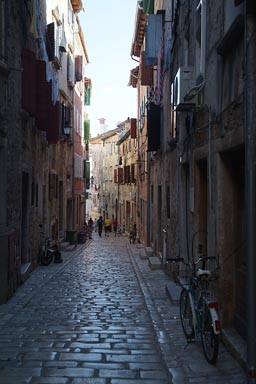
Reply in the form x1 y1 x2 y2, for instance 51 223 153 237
75 55 83 82
140 52 153 86
114 169 118 184
21 49 37 115
147 102 161 152
46 23 55 61
118 168 124 184
145 14 162 66
130 118 137 139
131 163 136 183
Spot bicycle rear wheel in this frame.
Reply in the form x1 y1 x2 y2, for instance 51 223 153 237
201 303 219 364
180 288 195 340
41 250 53 266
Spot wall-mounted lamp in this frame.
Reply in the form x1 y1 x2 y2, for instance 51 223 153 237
64 126 71 135
59 46 67 53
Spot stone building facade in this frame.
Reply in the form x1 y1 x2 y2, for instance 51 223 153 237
90 119 137 232
0 0 89 303
116 119 137 233
130 0 246 339
90 128 121 222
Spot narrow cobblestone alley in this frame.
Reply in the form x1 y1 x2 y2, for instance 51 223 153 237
0 235 247 384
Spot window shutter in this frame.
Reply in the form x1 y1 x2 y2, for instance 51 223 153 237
84 83 91 105
114 169 118 184
147 102 161 152
84 120 90 141
143 0 154 13
127 166 131 183
124 166 127 183
75 55 83 82
118 168 123 184
130 118 137 139
67 54 75 85
131 163 136 183
21 49 37 115
140 51 153 86
145 14 162 66
46 23 55 61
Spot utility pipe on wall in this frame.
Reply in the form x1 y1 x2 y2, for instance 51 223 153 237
200 0 207 77
246 1 256 381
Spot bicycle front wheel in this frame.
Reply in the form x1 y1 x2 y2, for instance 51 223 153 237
180 288 195 340
201 303 219 364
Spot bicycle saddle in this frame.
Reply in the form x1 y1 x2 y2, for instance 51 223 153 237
196 269 211 277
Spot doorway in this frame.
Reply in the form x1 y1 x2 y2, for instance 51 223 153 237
218 149 245 337
21 172 29 263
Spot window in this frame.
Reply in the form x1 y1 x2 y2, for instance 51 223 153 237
46 22 61 68
49 173 58 201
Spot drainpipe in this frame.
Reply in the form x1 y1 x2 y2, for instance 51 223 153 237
200 0 206 76
146 151 151 246
246 1 256 381
207 105 212 210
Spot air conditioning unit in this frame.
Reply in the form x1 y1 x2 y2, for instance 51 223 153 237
171 66 196 111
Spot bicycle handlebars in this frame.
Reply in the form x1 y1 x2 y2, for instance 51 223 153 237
165 255 216 266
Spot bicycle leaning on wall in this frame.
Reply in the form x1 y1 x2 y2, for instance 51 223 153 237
165 255 220 364
38 230 62 266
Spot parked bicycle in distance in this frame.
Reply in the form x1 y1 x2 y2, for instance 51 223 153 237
129 224 137 244
165 255 220 364
38 233 62 266
117 224 126 236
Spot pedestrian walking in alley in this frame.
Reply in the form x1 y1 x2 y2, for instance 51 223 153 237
94 218 97 232
112 217 118 236
88 217 93 239
97 216 104 236
104 215 111 237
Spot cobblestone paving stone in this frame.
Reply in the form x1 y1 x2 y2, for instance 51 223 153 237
0 237 171 384
0 235 247 384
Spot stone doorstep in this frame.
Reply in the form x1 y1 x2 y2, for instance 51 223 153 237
60 242 70 251
65 244 77 252
139 251 148 260
221 328 246 370
148 256 162 270
20 262 32 283
145 246 154 257
165 281 182 304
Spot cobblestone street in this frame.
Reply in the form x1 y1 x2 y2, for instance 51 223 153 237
0 235 247 383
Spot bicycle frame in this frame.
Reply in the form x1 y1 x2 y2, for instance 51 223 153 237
188 275 220 337
166 255 220 364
